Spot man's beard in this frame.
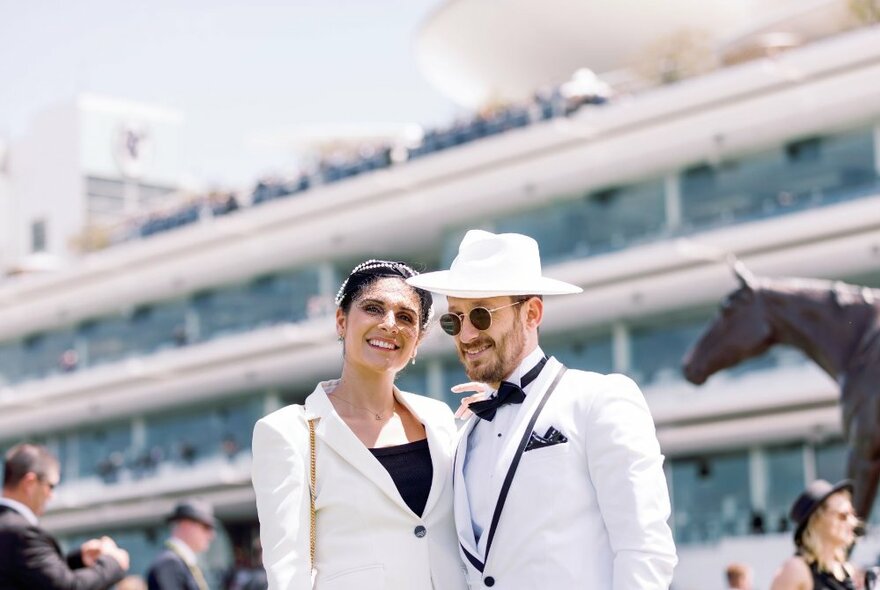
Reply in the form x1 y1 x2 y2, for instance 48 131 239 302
458 315 526 384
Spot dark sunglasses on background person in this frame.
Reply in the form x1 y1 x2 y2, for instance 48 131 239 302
439 300 525 336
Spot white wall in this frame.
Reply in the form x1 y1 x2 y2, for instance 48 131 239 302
8 102 83 262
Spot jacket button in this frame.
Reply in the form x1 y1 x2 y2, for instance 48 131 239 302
414 525 426 538
484 576 495 586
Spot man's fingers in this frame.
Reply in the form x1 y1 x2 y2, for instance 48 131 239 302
451 382 488 394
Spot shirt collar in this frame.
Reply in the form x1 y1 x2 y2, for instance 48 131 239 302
167 536 198 565
502 345 545 389
0 496 39 526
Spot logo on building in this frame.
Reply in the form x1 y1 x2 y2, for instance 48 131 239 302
114 123 152 179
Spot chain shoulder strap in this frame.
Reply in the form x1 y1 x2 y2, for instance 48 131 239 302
307 418 317 573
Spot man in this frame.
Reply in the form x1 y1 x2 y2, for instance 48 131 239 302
0 443 130 589
147 500 216 590
726 562 753 590
408 230 677 589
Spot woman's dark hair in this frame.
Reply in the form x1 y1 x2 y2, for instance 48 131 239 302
335 260 434 331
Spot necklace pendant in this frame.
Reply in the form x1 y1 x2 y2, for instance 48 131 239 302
375 413 382 420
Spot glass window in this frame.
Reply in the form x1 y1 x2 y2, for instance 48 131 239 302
215 397 265 458
145 407 219 466
629 314 711 387
440 358 470 410
815 439 847 484
489 180 667 264
144 397 265 467
192 286 252 341
670 451 752 544
764 443 805 534
193 268 321 341
80 316 131 366
395 364 429 397
74 422 133 482
681 128 877 230
0 341 24 385
544 330 613 374
20 329 78 381
128 301 189 353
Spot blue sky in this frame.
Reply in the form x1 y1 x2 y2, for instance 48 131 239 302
0 0 458 186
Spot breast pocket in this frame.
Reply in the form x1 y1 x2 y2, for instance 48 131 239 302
523 441 571 463
319 564 385 590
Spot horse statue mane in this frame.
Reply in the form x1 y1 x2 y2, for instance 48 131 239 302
682 262 880 519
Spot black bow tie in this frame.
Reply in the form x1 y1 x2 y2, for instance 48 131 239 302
470 357 548 421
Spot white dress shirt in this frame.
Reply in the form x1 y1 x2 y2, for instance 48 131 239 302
463 345 545 543
0 496 39 526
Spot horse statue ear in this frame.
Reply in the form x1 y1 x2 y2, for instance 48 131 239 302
729 255 757 290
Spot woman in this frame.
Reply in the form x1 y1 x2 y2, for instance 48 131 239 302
770 479 860 590
252 260 468 590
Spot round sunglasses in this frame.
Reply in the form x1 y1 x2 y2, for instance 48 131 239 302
439 300 525 336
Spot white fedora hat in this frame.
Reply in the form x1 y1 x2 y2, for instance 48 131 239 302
407 230 582 298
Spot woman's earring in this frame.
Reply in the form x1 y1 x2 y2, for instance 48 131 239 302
411 356 416 366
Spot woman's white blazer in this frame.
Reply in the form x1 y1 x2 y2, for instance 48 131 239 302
252 381 469 590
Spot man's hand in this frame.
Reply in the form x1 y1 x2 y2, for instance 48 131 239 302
82 536 130 571
451 382 490 420
79 538 103 567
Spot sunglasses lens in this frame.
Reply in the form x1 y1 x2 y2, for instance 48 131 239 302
469 307 492 330
439 314 461 335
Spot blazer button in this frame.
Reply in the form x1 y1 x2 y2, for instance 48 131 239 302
484 576 495 586
414 525 427 538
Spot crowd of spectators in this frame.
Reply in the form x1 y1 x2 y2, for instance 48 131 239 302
103 69 612 246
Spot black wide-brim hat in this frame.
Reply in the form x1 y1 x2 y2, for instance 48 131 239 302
166 499 216 529
790 479 852 542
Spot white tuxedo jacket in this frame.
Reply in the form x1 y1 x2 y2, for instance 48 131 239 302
454 358 677 589
252 381 468 590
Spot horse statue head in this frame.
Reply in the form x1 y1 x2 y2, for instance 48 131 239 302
682 261 775 385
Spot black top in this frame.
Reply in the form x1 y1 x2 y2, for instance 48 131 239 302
370 438 433 517
807 560 855 590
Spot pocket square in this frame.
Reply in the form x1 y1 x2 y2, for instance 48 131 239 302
524 426 568 452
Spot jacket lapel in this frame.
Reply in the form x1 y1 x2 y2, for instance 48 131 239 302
453 415 481 560
480 358 567 568
304 383 412 515
484 357 563 515
394 390 448 517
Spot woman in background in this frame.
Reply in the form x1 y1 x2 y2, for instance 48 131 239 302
252 260 467 590
770 479 860 590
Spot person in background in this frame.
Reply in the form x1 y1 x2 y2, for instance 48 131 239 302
726 562 753 590
770 479 859 589
0 443 129 589
252 260 467 590
147 500 216 590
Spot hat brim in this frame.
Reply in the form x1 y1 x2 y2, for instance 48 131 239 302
794 479 853 542
407 271 582 298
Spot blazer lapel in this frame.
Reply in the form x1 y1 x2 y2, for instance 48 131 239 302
453 415 481 560
480 358 567 568
484 357 563 511
304 383 412 515
394 390 448 517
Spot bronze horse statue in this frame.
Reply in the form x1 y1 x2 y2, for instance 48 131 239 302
682 263 880 519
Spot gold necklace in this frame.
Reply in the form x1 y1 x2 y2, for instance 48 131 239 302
331 393 395 421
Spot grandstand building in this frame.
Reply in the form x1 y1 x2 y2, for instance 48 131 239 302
2 3 880 587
